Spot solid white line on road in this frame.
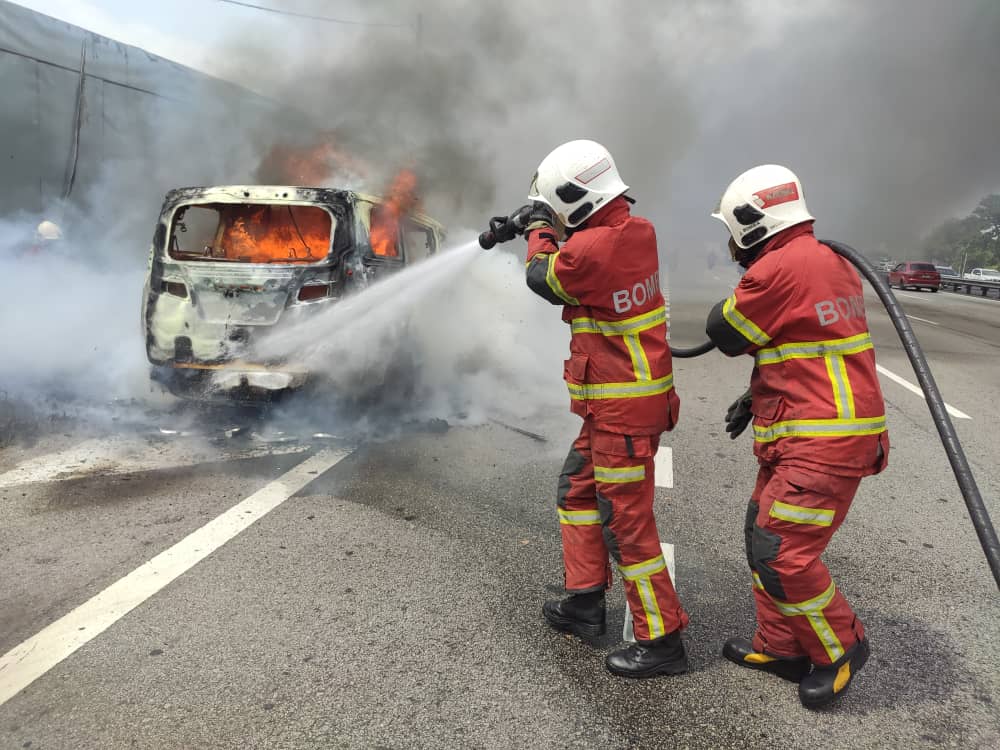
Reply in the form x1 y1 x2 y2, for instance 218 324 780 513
896 292 930 301
0 446 352 707
654 447 674 488
905 314 939 326
876 364 971 420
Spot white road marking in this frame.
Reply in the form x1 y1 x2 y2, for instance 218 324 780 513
0 446 351 707
905 314 939 326
0 437 309 489
654 447 673 488
876 364 971 420
896 292 930 301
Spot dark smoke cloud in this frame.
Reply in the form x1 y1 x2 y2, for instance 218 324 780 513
211 0 1000 260
210 0 699 230
669 1 1000 256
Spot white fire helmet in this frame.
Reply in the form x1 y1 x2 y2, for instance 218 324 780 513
711 165 813 249
528 140 629 228
36 220 63 241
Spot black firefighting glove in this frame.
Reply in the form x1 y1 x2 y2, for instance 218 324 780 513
522 202 557 234
725 389 753 439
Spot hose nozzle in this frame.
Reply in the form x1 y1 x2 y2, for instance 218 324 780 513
478 206 534 250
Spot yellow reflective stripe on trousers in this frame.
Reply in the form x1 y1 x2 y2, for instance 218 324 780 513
623 333 652 380
752 572 765 590
594 464 646 484
620 554 667 580
557 508 601 526
723 295 771 347
620 554 667 639
755 333 873 366
753 416 886 443
825 354 856 419
567 373 673 400
546 253 580 305
769 500 835 527
570 306 667 336
771 582 845 662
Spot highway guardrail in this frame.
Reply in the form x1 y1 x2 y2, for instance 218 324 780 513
939 278 1000 300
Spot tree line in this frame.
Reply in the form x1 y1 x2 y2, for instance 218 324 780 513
921 194 1000 272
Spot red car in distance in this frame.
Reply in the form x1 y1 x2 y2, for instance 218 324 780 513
888 261 940 292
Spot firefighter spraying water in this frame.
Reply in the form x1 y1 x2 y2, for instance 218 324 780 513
487 140 689 679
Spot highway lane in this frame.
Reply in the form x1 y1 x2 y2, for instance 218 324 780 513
1 287 999 749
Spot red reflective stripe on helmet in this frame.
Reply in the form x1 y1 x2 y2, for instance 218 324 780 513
753 182 800 209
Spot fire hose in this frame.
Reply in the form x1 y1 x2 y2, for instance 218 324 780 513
480 209 1000 589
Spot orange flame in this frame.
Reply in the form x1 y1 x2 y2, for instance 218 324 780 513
219 205 331 264
369 169 420 258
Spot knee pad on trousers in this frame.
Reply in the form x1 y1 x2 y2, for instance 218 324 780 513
751 524 787 600
557 447 586 509
596 492 621 563
743 502 758 570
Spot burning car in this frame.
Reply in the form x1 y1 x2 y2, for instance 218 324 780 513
142 183 444 401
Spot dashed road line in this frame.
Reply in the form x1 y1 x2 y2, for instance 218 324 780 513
905 314 939 326
876 364 971 420
0 446 352 707
654 447 673 488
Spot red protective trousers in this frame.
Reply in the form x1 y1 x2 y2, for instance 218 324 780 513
558 419 688 641
747 463 866 666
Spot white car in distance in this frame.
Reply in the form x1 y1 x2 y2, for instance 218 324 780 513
962 268 1000 281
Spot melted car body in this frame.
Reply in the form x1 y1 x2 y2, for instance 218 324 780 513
142 185 444 400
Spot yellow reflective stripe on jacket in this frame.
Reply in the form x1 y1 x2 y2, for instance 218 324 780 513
623 333 652 380
769 500 836 527
570 306 667 336
752 572 765 591
755 333 873 366
545 253 580 305
825 354 856 419
567 373 674 400
723 295 771 347
753 416 886 443
557 508 601 526
770 582 845 662
594 464 646 484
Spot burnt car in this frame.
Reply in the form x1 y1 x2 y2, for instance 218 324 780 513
142 185 444 401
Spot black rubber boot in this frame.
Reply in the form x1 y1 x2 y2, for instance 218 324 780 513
605 630 688 678
798 637 870 709
722 636 811 683
542 591 606 638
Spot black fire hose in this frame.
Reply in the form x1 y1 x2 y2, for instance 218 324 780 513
823 240 1000 590
669 340 717 358
671 241 1000 590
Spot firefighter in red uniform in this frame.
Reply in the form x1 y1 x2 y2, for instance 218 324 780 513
521 140 688 678
705 165 890 708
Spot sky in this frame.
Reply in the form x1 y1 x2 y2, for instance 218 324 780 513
8 0 1000 261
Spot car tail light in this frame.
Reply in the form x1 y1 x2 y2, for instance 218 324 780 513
298 283 329 302
162 280 188 298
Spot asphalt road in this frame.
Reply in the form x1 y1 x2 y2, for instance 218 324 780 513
2 283 999 749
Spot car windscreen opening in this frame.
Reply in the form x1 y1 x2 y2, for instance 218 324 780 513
911 263 937 272
169 203 333 263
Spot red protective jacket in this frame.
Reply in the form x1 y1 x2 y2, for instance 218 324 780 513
525 196 679 435
706 223 889 476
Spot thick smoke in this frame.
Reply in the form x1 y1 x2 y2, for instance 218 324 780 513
3 0 999 436
210 0 1000 256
